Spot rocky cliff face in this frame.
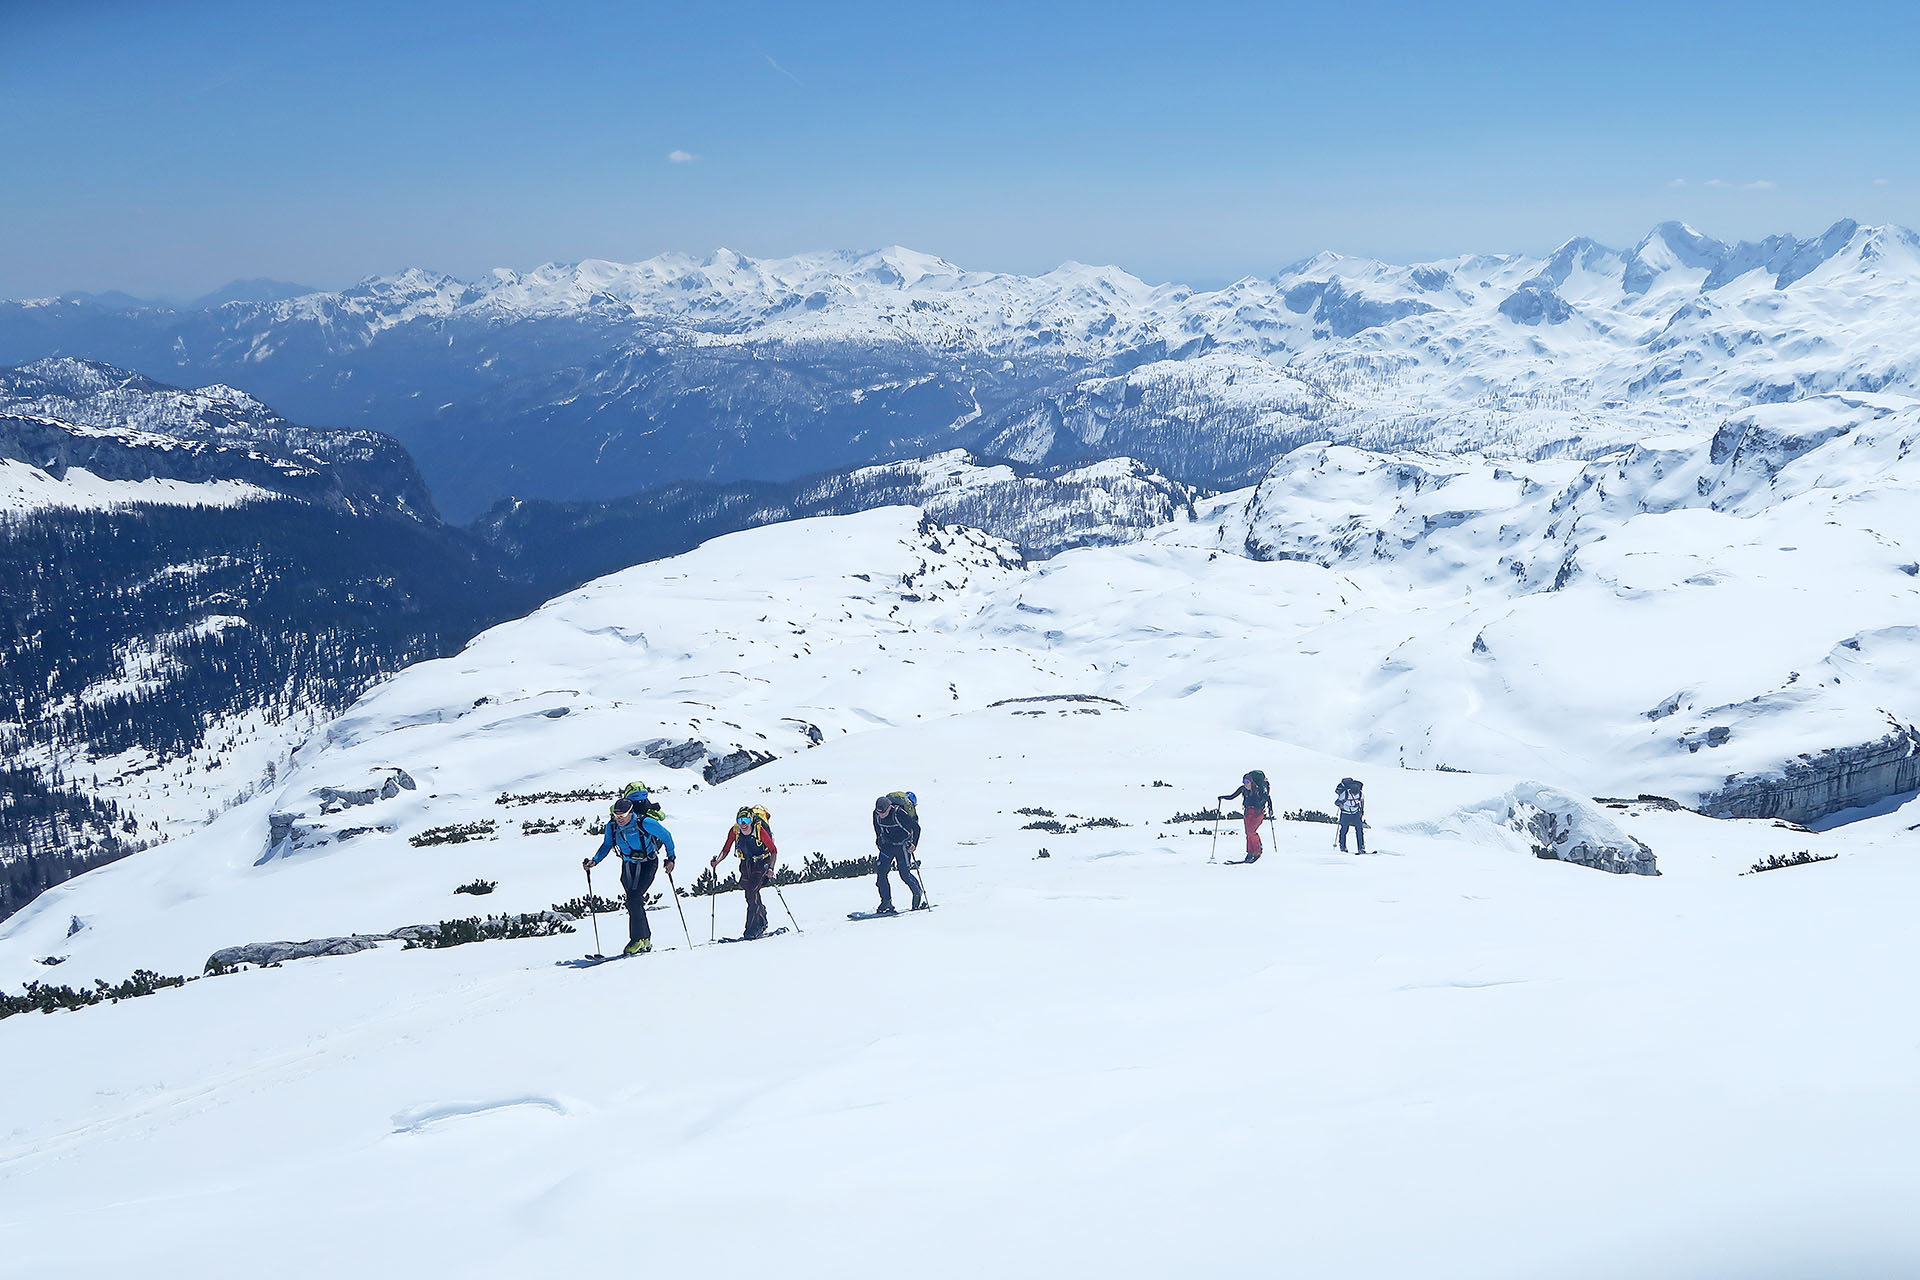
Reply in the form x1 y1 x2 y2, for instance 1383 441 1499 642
1699 723 1920 825
0 358 438 518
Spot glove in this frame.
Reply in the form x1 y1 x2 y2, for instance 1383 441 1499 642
710 856 721 869
581 857 594 872
665 856 676 873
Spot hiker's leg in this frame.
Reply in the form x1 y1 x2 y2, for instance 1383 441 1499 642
622 857 658 942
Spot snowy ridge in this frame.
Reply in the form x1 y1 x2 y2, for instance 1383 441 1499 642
0 456 273 513
0 358 438 518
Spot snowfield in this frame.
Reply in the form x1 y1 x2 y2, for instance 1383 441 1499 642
3 504 1917 1278
0 457 274 511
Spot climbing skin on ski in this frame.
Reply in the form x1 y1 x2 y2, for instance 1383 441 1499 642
848 903 937 921
716 927 790 945
555 947 670 968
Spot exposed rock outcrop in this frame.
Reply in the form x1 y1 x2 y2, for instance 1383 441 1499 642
640 738 708 770
1471 782 1659 876
704 748 775 785
1698 722 1920 825
205 934 388 969
315 768 417 813
204 911 579 971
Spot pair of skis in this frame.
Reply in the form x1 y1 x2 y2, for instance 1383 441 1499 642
565 925 792 963
567 902 935 963
556 946 674 968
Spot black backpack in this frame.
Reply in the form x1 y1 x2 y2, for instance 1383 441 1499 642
1244 769 1271 811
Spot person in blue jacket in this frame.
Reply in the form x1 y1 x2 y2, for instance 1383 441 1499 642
583 793 676 955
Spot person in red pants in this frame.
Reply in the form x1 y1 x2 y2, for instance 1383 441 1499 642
1218 770 1273 862
710 805 778 938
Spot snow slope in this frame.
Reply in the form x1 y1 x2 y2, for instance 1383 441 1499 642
0 457 272 512
3 507 1916 1278
1212 393 1920 814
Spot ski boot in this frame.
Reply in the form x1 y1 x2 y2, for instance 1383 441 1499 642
623 937 653 956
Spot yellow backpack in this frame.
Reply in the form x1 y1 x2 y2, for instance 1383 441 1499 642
735 805 774 852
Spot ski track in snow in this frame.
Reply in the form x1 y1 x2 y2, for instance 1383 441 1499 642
389 1096 571 1135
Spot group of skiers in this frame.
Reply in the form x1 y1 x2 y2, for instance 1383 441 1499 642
581 771 1362 956
1217 771 1367 861
582 783 924 956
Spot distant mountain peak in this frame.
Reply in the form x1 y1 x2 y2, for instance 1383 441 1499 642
191 278 322 309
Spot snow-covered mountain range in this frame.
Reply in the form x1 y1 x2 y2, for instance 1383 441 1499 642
7 220 1919 519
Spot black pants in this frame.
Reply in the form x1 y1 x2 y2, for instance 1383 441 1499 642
876 844 922 909
620 857 659 945
1338 814 1365 854
741 857 771 937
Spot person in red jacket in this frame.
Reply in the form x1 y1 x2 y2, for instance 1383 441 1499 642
710 806 778 939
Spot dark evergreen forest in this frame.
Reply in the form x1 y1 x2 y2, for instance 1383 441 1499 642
0 498 540 920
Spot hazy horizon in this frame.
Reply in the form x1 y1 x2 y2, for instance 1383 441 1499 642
4 0 1916 299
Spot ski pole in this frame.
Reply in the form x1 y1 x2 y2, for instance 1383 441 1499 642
775 885 803 934
1209 801 1219 864
665 864 695 949
911 844 930 905
585 865 604 957
708 869 717 944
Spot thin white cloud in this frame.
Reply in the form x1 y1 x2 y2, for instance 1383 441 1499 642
1705 178 1730 188
1743 179 1777 191
1668 178 1688 188
668 149 698 165
764 53 805 87
1874 177 1891 186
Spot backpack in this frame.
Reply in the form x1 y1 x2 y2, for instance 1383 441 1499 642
1244 770 1271 812
735 805 774 855
1336 778 1363 811
886 790 918 820
611 780 666 823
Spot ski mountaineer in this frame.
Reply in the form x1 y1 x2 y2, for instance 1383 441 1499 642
1218 770 1272 862
583 794 676 955
871 792 924 915
1335 777 1366 855
710 806 778 940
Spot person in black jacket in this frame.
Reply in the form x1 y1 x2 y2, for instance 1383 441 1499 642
1335 778 1366 854
871 793 924 915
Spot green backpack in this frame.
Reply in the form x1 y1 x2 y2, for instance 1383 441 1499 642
886 790 919 820
611 780 666 822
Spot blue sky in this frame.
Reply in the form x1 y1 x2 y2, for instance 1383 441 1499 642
2 0 1915 298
